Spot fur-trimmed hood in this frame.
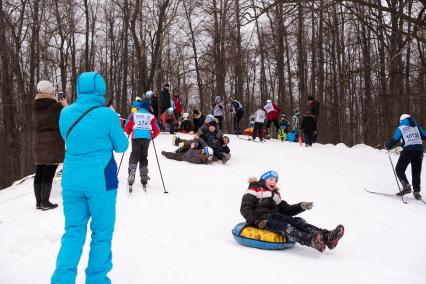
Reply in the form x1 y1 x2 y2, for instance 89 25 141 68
247 177 280 192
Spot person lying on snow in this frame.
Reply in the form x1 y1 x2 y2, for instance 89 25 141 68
161 145 213 164
171 134 231 157
196 120 230 164
240 171 344 252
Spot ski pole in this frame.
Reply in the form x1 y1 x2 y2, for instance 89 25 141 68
385 144 407 204
117 132 132 174
151 135 168 194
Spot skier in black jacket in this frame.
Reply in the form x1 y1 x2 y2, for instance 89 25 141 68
240 171 344 252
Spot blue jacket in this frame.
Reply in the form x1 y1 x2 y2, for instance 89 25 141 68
59 72 129 191
387 117 426 151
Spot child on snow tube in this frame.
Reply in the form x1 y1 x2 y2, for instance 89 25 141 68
238 171 345 252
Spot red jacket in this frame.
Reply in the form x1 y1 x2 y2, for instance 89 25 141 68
173 97 182 114
263 103 281 121
161 111 177 126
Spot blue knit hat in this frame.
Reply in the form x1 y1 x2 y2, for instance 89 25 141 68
260 170 279 182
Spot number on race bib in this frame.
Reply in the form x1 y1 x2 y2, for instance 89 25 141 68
134 113 153 130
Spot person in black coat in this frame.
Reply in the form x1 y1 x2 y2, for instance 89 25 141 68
308 96 320 120
159 83 171 115
300 110 317 146
229 97 244 134
240 171 344 252
192 109 205 132
32 80 68 210
179 113 193 133
150 92 159 119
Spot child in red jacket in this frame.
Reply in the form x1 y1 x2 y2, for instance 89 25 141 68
240 170 344 252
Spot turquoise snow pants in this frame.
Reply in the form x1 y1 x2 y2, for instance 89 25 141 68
51 189 117 284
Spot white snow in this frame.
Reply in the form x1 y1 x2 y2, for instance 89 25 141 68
0 134 425 284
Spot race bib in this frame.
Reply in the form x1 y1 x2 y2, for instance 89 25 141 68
134 113 153 130
264 103 274 113
399 126 422 146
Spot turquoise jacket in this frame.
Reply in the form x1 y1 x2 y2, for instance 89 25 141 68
59 72 129 191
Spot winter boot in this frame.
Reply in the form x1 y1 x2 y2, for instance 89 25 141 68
34 183 42 210
396 183 411 196
161 150 166 156
128 168 136 186
222 154 231 164
323 225 345 250
310 231 326 252
413 191 422 200
40 183 58 210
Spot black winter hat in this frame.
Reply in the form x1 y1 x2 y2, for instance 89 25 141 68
208 121 217 127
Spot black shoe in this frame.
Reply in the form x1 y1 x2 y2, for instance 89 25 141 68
40 183 56 210
413 192 422 200
128 169 136 186
36 203 43 210
323 225 344 250
161 151 166 156
41 201 58 210
396 185 411 196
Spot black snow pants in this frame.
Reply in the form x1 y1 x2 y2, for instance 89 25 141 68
129 138 151 182
252 122 264 141
265 213 323 247
395 149 423 192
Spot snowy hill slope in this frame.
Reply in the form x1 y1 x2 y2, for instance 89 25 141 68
1 134 425 284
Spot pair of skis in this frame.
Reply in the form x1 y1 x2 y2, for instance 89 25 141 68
364 188 425 204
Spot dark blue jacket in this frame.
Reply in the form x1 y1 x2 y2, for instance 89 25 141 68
387 117 426 151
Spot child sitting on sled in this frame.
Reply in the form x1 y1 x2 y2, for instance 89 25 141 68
240 171 344 252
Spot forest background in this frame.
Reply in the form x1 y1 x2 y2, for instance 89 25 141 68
1 0 425 188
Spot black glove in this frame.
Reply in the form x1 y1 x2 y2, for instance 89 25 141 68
255 219 268 229
301 202 314 210
384 143 391 151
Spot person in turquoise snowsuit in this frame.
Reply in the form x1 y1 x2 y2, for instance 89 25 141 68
52 72 128 284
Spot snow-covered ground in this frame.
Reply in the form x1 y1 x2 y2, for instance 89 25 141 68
1 134 425 284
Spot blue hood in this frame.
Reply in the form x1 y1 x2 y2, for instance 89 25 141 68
76 72 106 105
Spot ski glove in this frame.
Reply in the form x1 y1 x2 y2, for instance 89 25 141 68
255 219 268 229
301 202 314 210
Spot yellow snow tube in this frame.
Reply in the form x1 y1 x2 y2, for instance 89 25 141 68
240 226 288 243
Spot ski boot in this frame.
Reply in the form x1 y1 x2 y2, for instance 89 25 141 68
413 191 422 200
128 169 136 193
310 231 326 252
323 225 344 250
141 176 150 192
396 183 411 196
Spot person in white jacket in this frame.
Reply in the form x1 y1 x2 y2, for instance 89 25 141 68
252 107 266 142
